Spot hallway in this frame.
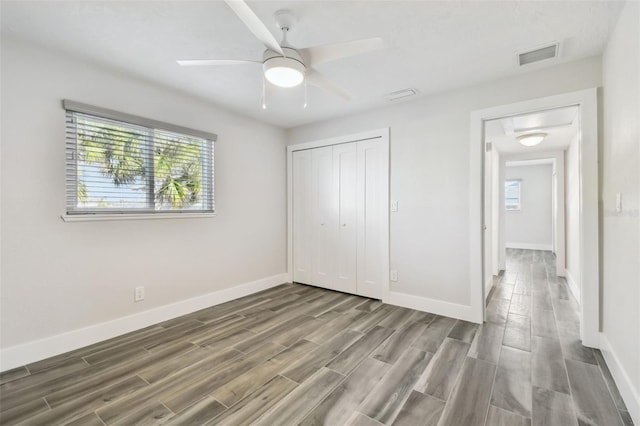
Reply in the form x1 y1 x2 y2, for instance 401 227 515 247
487 248 632 425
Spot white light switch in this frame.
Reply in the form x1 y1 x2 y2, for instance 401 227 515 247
391 200 398 212
616 192 622 213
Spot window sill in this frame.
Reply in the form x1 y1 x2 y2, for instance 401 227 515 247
61 212 216 222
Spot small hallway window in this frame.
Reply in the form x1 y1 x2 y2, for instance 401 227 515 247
505 180 521 211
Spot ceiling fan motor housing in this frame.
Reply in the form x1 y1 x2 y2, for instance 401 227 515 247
263 47 304 64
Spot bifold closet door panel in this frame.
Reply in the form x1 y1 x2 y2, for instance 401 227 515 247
356 139 389 299
333 142 358 293
311 146 337 289
292 149 313 284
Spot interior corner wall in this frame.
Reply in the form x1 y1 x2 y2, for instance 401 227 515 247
286 56 601 314
483 142 494 295
491 148 500 276
601 1 640 422
0 38 287 357
565 133 581 300
505 164 553 250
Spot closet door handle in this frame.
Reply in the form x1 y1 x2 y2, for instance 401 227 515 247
342 223 347 227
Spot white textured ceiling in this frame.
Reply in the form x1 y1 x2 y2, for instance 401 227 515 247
0 1 622 128
485 105 579 154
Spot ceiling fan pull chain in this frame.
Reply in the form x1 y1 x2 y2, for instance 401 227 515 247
261 76 267 110
303 77 308 109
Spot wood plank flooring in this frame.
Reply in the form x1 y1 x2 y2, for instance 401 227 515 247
0 249 633 425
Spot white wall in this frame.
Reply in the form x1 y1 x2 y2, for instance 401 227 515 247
565 133 581 300
505 164 553 250
0 38 287 357
601 1 640 422
287 57 600 315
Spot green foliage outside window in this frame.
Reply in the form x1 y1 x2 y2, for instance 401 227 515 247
74 116 207 211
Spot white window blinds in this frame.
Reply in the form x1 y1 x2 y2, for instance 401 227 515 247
64 101 215 215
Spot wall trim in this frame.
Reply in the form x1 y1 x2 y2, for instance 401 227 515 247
385 291 478 323
565 268 581 304
505 242 553 251
485 277 495 302
599 333 640 426
0 273 288 372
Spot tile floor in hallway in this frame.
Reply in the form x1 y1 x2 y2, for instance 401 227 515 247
0 249 633 425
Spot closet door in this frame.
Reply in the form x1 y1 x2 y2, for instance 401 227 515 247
292 149 312 284
333 143 358 293
311 146 336 289
356 139 389 299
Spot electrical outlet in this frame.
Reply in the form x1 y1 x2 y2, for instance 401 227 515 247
391 200 398 212
390 269 398 282
134 286 145 302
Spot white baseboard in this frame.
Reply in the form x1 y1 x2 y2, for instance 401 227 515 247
0 273 289 372
505 242 553 250
599 333 640 425
485 275 494 302
565 268 581 303
385 291 478 323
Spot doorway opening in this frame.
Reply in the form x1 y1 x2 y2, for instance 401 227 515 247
469 89 599 347
484 106 578 298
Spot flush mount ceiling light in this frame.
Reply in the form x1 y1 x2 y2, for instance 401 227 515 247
517 133 547 147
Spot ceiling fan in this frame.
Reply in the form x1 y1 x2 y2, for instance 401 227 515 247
177 0 383 104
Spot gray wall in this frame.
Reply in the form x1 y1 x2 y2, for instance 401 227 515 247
601 1 640 418
0 37 287 349
287 57 601 309
565 133 581 295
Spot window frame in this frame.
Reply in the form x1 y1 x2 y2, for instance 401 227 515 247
62 100 217 221
505 179 522 211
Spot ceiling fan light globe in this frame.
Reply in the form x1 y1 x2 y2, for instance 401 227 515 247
263 57 305 88
265 67 304 87
517 133 547 147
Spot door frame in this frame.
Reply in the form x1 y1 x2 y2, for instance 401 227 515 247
286 128 390 299
499 152 566 277
469 88 599 347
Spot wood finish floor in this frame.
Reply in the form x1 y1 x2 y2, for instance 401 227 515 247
0 249 633 425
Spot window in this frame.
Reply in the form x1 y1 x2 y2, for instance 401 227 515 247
505 179 521 211
64 101 215 216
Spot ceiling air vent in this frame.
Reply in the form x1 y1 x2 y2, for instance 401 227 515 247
518 43 558 66
384 88 418 101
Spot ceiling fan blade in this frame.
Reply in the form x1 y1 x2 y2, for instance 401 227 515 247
306 70 351 100
224 0 284 55
300 37 383 67
177 59 261 66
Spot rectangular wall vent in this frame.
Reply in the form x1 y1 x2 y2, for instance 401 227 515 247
518 43 558 66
